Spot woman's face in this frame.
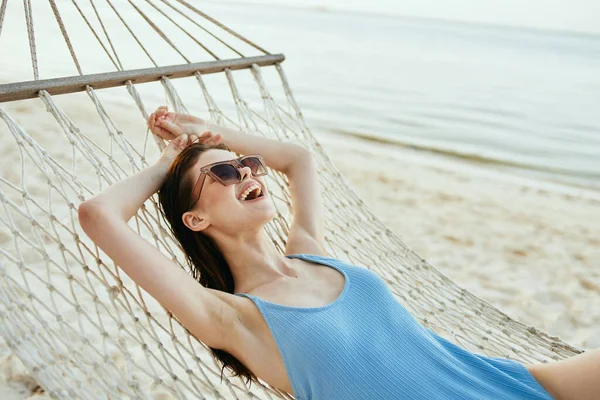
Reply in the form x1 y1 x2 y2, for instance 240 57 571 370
186 149 275 234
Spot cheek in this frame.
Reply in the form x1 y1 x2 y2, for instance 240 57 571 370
202 185 240 212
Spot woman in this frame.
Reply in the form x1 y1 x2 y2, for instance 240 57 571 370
78 106 598 400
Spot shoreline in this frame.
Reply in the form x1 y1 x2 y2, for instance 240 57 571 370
318 129 600 201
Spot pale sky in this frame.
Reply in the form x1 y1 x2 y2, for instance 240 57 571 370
219 0 600 35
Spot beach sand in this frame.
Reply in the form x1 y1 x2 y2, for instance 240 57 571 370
0 102 598 398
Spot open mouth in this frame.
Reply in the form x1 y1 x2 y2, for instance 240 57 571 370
239 183 265 201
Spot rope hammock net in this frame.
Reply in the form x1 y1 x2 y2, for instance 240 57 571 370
0 0 582 398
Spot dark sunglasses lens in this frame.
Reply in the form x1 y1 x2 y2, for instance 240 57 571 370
241 157 267 175
210 164 240 184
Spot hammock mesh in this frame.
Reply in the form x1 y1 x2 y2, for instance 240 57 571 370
0 0 581 398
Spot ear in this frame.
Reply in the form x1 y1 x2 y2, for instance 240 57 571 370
182 210 210 232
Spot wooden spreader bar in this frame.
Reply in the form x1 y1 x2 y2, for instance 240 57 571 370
0 54 285 103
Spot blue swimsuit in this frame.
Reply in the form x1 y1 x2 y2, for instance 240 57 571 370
235 254 553 400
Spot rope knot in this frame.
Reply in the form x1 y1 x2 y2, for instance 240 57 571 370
108 285 121 298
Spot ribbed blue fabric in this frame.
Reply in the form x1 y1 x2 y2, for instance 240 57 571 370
235 254 553 400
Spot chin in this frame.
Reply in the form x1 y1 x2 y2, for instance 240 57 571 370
256 205 277 226
226 204 276 231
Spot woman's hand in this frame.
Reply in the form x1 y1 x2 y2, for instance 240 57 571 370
158 133 198 165
148 106 222 165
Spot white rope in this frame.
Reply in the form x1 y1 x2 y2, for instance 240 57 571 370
104 0 158 67
173 0 271 55
88 0 124 70
145 0 221 60
0 0 8 39
159 0 243 59
70 0 121 70
127 0 190 63
48 0 84 75
194 72 225 125
22 0 39 80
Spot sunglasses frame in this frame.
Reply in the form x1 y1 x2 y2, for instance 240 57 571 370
188 154 267 209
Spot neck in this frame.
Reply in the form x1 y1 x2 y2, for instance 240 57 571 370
211 228 298 294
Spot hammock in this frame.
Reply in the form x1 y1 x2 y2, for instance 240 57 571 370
0 1 581 399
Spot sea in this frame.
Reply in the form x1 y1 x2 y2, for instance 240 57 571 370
202 0 600 193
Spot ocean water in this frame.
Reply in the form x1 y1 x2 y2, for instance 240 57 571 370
1 0 599 191
201 1 600 191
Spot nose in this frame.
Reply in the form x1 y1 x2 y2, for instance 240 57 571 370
239 165 252 181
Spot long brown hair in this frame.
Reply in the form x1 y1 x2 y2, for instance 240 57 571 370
157 142 258 386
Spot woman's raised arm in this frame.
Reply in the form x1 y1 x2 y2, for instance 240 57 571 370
78 137 245 352
209 123 326 256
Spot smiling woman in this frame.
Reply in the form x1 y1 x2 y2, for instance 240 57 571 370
75 105 600 400
79 105 327 389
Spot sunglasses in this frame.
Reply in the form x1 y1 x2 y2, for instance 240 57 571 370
189 155 268 209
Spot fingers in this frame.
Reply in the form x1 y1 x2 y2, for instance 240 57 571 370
148 106 168 125
197 131 222 145
148 113 167 139
176 134 189 149
156 106 168 117
149 107 221 147
149 106 167 121
148 107 172 139
199 131 212 140
156 119 184 137
175 134 200 149
167 111 178 125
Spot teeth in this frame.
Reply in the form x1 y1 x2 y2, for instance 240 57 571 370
239 183 261 201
